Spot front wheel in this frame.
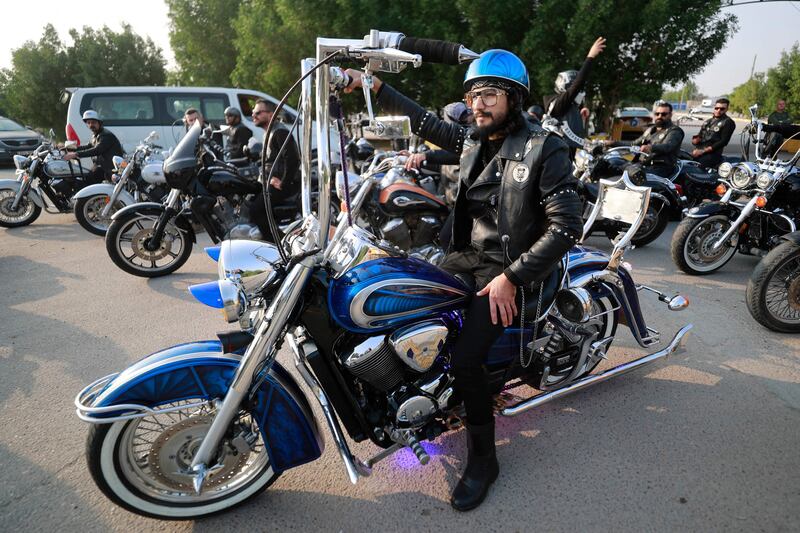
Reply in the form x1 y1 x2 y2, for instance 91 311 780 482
746 240 800 332
105 207 193 277
86 399 280 520
0 188 42 228
74 194 126 236
670 214 737 275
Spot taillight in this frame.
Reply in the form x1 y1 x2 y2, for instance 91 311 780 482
674 183 684 196
66 123 80 144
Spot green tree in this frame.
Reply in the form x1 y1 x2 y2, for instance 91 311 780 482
166 0 239 86
1 24 165 135
729 73 766 115
728 44 800 119
662 80 702 102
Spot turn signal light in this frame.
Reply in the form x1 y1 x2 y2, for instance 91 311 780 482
755 196 767 208
715 184 727 196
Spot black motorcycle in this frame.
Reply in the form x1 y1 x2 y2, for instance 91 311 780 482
104 123 279 277
746 231 800 332
574 145 683 247
671 145 800 275
0 136 91 228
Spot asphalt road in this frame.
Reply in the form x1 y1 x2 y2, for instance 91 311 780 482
1 159 798 532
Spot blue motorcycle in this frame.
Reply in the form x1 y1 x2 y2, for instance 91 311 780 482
75 32 692 519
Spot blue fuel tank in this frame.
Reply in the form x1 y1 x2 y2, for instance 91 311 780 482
328 257 470 333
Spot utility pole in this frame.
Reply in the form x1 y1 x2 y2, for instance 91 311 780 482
749 54 757 79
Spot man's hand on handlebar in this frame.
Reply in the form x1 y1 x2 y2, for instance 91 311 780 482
343 69 383 94
640 144 652 154
404 152 426 171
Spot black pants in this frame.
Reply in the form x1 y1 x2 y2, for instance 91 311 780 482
647 164 676 179
440 249 517 425
694 151 723 169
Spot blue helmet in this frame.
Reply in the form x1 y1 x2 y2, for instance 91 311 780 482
464 49 530 96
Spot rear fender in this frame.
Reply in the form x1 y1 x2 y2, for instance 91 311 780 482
81 340 323 473
0 178 45 208
73 183 136 206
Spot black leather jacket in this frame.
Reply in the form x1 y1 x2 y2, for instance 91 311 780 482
225 122 253 159
265 122 300 194
76 128 124 178
620 121 685 169
376 84 583 287
696 115 735 155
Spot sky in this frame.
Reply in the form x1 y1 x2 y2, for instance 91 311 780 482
1 0 798 97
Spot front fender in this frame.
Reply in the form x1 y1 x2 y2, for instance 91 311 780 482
73 183 136 206
781 231 800 245
683 201 739 220
0 178 45 208
81 340 323 473
109 201 164 221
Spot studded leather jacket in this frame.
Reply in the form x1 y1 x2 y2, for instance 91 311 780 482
696 115 735 155
619 121 685 169
376 84 583 287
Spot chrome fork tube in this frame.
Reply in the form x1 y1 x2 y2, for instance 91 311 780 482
165 188 180 209
102 160 135 217
315 42 332 248
11 161 36 210
711 195 759 250
300 58 315 219
189 260 314 483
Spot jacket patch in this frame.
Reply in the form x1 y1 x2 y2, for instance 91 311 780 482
512 163 530 183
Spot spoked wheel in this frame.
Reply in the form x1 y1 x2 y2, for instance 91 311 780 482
630 200 670 247
86 399 279 520
671 214 737 275
105 207 193 277
74 194 126 236
0 188 41 228
746 240 800 332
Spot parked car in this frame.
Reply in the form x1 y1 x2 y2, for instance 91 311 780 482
610 107 653 141
0 116 45 166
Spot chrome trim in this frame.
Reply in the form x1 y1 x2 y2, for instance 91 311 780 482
287 330 371 484
711 195 759 250
389 320 449 372
218 239 282 297
300 58 315 218
500 325 693 417
349 278 469 329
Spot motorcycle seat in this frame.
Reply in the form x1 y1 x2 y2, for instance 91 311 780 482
683 166 718 184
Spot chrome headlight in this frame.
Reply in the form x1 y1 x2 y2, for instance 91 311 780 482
756 171 774 189
731 163 756 189
717 162 732 179
555 288 593 323
217 239 282 298
335 170 363 201
13 155 30 170
112 155 126 172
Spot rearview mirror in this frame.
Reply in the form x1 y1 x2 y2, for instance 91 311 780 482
112 155 125 169
146 130 159 141
48 128 55 140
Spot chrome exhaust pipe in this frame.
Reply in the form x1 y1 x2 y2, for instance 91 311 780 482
500 324 693 417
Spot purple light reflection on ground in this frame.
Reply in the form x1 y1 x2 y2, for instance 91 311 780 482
392 441 445 470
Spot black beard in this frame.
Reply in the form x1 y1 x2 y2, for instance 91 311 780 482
475 113 507 141
655 118 666 128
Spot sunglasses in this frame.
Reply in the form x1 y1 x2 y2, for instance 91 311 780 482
252 109 268 116
714 106 727 111
653 112 670 117
464 89 506 107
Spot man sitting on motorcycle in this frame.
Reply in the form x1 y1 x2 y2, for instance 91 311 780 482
691 98 735 168
63 110 123 183
604 101 684 178
223 106 253 160
344 50 583 511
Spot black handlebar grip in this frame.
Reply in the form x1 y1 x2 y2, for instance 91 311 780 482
398 37 463 65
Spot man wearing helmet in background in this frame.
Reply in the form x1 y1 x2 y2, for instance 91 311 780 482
544 37 606 155
63 110 123 183
223 106 252 160
527 104 544 124
344 49 583 512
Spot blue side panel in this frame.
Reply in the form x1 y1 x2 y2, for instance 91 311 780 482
328 257 470 333
92 342 321 473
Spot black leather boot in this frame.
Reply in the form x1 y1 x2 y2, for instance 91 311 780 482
450 420 499 511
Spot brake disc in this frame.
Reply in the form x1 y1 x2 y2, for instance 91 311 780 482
131 227 175 260
146 415 249 491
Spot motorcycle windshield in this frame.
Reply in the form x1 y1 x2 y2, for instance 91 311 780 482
163 122 201 172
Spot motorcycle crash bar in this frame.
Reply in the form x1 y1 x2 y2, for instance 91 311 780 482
500 324 693 417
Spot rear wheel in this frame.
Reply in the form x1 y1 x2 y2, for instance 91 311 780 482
105 207 193 277
670 214 737 275
746 240 800 333
75 194 126 236
86 399 280 520
0 188 41 228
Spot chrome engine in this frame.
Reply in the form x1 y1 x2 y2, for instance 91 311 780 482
212 197 263 241
339 320 454 430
